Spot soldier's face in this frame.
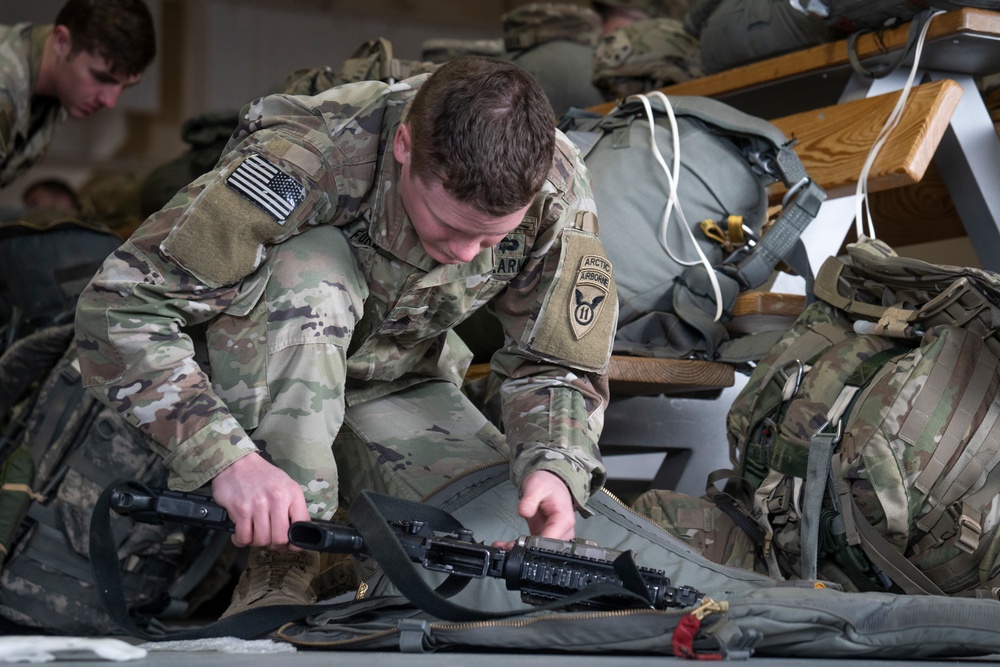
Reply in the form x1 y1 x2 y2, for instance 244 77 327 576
393 124 528 265
51 27 142 118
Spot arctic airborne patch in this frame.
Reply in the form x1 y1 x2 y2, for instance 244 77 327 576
571 254 612 339
226 154 305 223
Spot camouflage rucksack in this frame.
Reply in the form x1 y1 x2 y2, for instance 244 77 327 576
281 38 439 96
0 326 234 634
721 238 1000 596
592 17 704 102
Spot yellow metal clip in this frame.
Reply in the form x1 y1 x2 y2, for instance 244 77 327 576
691 597 729 620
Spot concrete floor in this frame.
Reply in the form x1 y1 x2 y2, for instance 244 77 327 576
6 636 1000 666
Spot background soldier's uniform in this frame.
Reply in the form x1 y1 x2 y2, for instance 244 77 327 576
0 24 65 189
502 4 605 118
75 75 616 522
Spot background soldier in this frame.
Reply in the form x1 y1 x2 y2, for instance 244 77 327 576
0 0 155 189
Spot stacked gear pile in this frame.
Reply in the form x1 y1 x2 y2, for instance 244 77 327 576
592 17 704 102
719 238 1000 596
501 3 605 116
281 38 439 96
0 327 234 634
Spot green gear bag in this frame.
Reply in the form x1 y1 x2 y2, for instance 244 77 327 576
723 237 1000 596
275 465 1000 659
684 0 830 73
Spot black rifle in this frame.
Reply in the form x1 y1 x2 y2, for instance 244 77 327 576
109 481 703 611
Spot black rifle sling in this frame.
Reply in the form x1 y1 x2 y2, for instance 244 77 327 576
349 490 656 622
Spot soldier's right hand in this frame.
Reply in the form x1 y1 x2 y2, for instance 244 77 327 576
211 452 311 549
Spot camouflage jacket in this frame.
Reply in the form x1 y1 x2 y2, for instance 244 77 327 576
0 24 65 188
76 77 616 510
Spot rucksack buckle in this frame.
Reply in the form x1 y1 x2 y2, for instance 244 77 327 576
955 513 982 555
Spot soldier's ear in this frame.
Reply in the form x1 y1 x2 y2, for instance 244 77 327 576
393 123 412 166
52 25 73 58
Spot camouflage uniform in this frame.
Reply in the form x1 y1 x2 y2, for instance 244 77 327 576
592 17 704 102
75 75 616 521
503 4 605 117
0 24 66 189
592 0 701 22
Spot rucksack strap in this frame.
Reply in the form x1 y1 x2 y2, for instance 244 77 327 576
846 9 936 80
849 500 946 596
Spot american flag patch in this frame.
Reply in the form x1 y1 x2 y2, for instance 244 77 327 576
226 154 305 223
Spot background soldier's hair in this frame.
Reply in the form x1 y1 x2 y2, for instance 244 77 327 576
55 0 156 77
406 55 555 217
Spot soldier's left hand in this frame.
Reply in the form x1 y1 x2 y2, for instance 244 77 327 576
493 470 575 550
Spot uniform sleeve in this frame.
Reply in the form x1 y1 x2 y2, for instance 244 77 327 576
489 132 617 513
0 88 17 182
74 99 339 492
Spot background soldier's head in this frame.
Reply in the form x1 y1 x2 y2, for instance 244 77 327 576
41 0 156 118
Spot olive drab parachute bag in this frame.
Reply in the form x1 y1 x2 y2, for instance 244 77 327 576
722 237 1000 596
559 93 825 362
91 460 1000 659
683 0 830 73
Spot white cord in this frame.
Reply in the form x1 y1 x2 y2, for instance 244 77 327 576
625 91 724 321
854 10 943 240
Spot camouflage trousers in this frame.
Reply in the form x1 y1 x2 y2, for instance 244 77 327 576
206 225 510 520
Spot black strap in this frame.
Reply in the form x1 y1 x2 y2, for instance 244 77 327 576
348 491 656 622
851 500 945 596
847 9 935 80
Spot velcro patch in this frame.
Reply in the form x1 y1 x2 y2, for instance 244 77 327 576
572 255 612 339
493 233 526 277
526 230 616 373
226 154 305 223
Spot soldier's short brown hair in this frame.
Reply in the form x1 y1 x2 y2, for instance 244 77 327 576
406 55 555 217
55 0 156 77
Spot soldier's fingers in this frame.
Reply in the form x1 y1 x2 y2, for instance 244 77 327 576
250 513 273 548
231 515 253 548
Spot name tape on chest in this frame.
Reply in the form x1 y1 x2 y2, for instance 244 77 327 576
226 154 306 223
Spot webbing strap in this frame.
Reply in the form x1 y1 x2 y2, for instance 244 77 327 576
89 480 366 641
725 179 826 290
851 500 945 596
347 491 655 622
910 330 983 497
916 335 1000 530
846 9 934 80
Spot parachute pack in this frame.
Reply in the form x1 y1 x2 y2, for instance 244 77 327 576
559 93 825 363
